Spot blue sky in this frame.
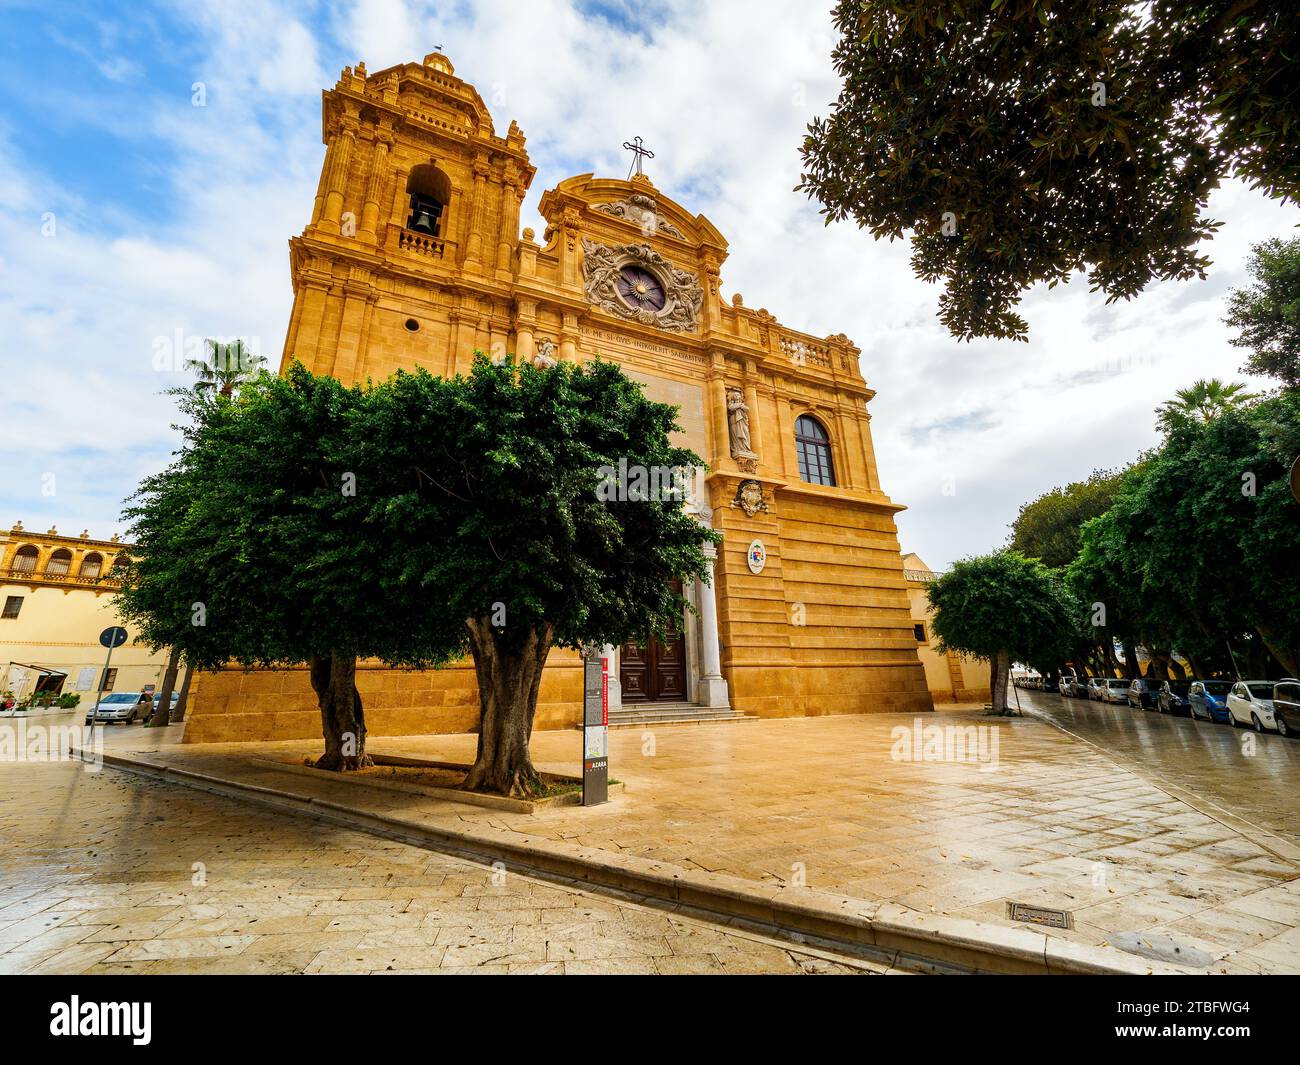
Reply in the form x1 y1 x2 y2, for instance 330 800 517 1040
2 0 1297 569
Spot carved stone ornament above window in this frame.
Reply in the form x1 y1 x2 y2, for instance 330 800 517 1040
582 238 704 333
595 194 686 239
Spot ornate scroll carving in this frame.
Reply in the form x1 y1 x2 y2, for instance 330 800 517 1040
595 193 685 238
730 479 769 518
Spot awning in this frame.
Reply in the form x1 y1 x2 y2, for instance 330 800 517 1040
7 663 69 678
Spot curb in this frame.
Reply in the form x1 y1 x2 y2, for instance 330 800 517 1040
85 748 1192 976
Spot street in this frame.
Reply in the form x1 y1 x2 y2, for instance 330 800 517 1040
1019 689 1300 847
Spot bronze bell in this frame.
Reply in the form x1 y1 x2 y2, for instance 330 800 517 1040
409 206 437 234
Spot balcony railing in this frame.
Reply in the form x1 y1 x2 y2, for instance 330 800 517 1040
779 332 832 369
6 566 117 585
396 228 446 258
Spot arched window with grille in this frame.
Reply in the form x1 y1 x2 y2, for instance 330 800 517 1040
11 545 38 573
45 548 72 576
794 415 836 486
80 552 103 579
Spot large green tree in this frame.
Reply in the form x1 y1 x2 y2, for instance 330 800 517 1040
1073 392 1300 677
361 356 718 796
1009 467 1127 568
927 551 1083 710
118 366 452 769
120 356 719 795
1224 236 1300 390
800 1 1300 341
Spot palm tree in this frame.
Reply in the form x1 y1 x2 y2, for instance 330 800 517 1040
184 339 267 397
1157 378 1256 430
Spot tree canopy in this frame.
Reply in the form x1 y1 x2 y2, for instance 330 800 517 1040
1008 466 1128 568
118 356 719 793
1157 378 1256 432
1224 236 1300 390
800 1 1300 341
927 550 1083 709
1033 388 1300 679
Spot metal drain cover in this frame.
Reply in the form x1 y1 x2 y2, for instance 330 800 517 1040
1007 902 1072 929
1112 932 1214 968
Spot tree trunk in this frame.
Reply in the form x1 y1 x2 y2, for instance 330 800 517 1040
462 618 554 797
151 648 180 726
1122 639 1140 680
989 649 1011 712
170 660 194 722
1167 656 1186 681
1256 627 1299 678
309 652 370 770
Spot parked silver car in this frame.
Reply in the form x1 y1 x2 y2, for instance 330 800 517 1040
84 691 152 725
1100 678 1130 704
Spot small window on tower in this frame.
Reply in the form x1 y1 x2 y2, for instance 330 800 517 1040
913 623 926 642
2 595 22 619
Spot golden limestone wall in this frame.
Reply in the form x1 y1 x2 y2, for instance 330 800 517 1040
180 50 931 743
184 653 584 743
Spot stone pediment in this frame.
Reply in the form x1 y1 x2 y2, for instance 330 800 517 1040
540 173 727 255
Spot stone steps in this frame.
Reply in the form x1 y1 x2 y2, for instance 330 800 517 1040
605 703 755 728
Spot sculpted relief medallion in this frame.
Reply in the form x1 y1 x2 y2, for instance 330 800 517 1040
595 194 686 239
583 239 704 333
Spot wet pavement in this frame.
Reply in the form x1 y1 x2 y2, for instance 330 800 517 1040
1020 689 1300 848
0 760 890 975
32 703 1300 973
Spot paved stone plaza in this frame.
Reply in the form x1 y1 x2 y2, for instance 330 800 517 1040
0 762 890 975
2 695 1297 974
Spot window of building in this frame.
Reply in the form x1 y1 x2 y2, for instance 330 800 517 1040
913 623 926 642
11 545 38 573
795 415 836 486
2 595 22 619
80 553 103 579
45 547 72 576
100 668 118 691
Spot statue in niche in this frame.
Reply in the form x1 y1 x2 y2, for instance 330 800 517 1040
727 388 756 459
534 337 557 369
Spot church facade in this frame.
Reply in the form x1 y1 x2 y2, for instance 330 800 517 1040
182 51 933 743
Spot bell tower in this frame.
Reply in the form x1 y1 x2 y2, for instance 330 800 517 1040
283 51 536 385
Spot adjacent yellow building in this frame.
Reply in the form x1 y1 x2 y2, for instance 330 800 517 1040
902 552 990 705
0 524 170 703
182 50 935 743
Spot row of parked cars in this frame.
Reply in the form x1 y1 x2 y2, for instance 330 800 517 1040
1014 671 1300 736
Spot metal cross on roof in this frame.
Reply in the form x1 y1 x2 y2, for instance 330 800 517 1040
622 136 654 179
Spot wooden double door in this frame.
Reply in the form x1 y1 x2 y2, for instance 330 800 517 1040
620 590 688 703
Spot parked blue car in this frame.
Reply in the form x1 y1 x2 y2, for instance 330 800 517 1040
1188 680 1232 723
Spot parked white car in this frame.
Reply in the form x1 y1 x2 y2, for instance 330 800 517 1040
1226 680 1278 732
84 691 152 725
1087 677 1107 700
1100 678 1130 704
